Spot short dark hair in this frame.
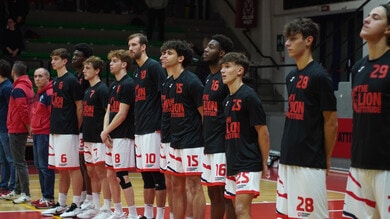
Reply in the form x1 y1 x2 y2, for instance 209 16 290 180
83 56 104 77
128 33 148 47
160 40 193 68
12 61 27 77
219 52 250 76
51 48 70 60
381 3 390 46
211 34 234 53
0 59 11 78
74 43 93 58
283 17 319 50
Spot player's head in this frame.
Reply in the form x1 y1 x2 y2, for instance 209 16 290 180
283 17 319 51
74 43 93 58
51 48 70 61
203 34 234 64
381 3 390 46
128 33 148 60
107 49 131 72
83 56 104 78
220 52 249 77
160 40 193 68
72 43 94 69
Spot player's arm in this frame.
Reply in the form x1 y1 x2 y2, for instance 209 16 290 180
323 110 338 175
197 106 203 122
255 124 270 178
75 100 83 130
101 102 130 142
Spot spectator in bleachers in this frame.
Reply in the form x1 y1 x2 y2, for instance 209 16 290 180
1 17 24 66
145 0 168 41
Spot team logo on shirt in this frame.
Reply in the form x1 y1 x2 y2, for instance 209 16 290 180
286 94 304 120
352 84 381 114
52 92 64 108
203 94 217 117
225 116 240 139
58 81 63 90
135 84 146 102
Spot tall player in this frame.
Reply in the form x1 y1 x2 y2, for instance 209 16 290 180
77 56 110 219
276 18 338 219
343 4 390 218
100 49 138 219
160 40 206 219
221 52 270 219
128 33 167 219
201 34 235 219
42 48 84 218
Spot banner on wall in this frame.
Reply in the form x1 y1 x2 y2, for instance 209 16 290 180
332 118 352 158
235 0 257 28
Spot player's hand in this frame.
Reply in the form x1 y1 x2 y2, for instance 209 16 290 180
262 164 270 179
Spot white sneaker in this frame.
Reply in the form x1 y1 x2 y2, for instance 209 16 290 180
12 193 31 204
1 190 19 200
41 202 67 216
78 208 99 218
81 199 94 210
59 203 81 218
93 207 112 219
107 211 127 219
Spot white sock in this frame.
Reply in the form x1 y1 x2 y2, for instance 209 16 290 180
92 192 100 209
128 205 137 217
58 193 67 206
156 207 164 219
103 199 111 209
73 195 81 207
81 190 87 202
114 202 122 213
144 204 154 218
170 212 174 219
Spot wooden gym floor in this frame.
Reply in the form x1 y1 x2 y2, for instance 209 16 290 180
0 165 347 218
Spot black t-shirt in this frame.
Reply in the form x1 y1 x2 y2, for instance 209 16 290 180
351 50 390 170
223 84 266 176
133 58 166 134
203 71 229 154
50 72 83 134
169 70 204 149
82 81 109 142
161 75 174 143
107 75 135 139
280 61 337 169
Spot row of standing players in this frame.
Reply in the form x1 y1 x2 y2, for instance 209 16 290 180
0 4 390 218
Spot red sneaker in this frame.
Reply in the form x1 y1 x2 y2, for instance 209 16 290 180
31 198 42 206
35 199 55 209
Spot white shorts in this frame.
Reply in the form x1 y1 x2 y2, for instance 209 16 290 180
224 171 261 199
105 138 136 171
160 142 170 172
84 142 106 166
276 164 328 219
343 167 390 219
79 133 85 153
135 132 161 172
49 134 80 170
201 153 227 186
166 147 203 176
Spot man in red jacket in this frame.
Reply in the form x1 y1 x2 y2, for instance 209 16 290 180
30 67 55 209
3 61 34 204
